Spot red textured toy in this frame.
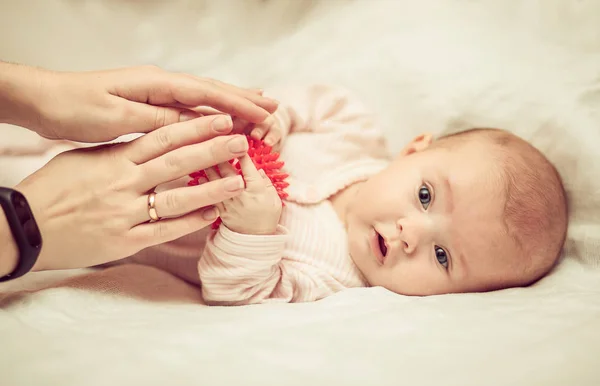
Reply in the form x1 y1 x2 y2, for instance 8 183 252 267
188 135 289 229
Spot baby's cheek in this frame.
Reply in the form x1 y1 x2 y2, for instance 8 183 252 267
383 261 443 296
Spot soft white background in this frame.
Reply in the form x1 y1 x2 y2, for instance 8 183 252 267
1 1 600 385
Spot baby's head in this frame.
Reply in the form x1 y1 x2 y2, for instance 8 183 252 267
346 128 568 295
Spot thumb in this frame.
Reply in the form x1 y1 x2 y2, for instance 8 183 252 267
259 169 274 189
120 102 200 134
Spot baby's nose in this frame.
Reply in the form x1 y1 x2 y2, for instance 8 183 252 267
402 238 417 255
396 218 428 255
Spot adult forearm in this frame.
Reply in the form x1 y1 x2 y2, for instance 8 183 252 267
0 207 19 277
0 61 45 130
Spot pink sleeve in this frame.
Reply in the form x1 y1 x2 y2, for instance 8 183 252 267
266 84 382 144
198 225 341 305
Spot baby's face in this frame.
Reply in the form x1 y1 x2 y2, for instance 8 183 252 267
346 134 521 295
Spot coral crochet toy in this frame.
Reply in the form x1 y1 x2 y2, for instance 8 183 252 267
188 135 289 229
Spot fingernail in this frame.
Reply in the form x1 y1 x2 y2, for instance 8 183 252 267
212 116 233 132
202 207 219 221
227 136 248 153
224 175 245 192
180 111 199 122
264 137 273 146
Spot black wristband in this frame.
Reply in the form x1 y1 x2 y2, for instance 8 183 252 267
0 187 42 282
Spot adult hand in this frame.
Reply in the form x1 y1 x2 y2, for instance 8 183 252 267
15 114 248 271
192 105 285 148
1 63 278 143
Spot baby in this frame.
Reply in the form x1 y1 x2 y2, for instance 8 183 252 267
133 85 569 305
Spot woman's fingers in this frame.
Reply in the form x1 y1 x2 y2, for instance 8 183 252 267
232 117 252 134
125 115 233 164
168 76 276 124
184 75 278 114
218 161 238 178
204 167 221 182
192 106 224 116
201 167 227 214
133 177 243 224
109 67 278 134
137 134 248 192
130 208 220 248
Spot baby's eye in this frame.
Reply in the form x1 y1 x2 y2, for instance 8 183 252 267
418 184 431 209
435 246 448 268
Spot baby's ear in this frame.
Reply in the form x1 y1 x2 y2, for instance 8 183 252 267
400 133 433 156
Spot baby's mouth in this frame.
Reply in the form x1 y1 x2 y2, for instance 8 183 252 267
377 232 388 258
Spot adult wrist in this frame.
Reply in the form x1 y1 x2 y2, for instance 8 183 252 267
13 182 48 272
0 206 19 278
0 61 48 131
0 186 44 280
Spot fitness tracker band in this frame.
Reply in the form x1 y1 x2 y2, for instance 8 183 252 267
0 187 42 282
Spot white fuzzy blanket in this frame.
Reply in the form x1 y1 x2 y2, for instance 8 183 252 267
1 1 600 385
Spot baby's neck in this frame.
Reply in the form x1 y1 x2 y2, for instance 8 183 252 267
328 182 363 228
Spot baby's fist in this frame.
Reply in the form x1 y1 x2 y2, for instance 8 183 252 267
224 168 282 235
206 155 283 236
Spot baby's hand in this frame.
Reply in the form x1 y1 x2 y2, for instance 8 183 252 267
232 114 283 148
204 155 282 235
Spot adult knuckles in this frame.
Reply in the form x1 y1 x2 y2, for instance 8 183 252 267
106 173 137 193
129 168 147 189
197 86 214 103
153 107 169 130
209 136 236 161
153 221 170 240
162 190 180 212
163 153 184 172
155 126 174 151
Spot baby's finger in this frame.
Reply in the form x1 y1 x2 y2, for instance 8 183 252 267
259 169 274 188
250 126 266 140
237 154 263 190
250 115 278 141
263 128 282 147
